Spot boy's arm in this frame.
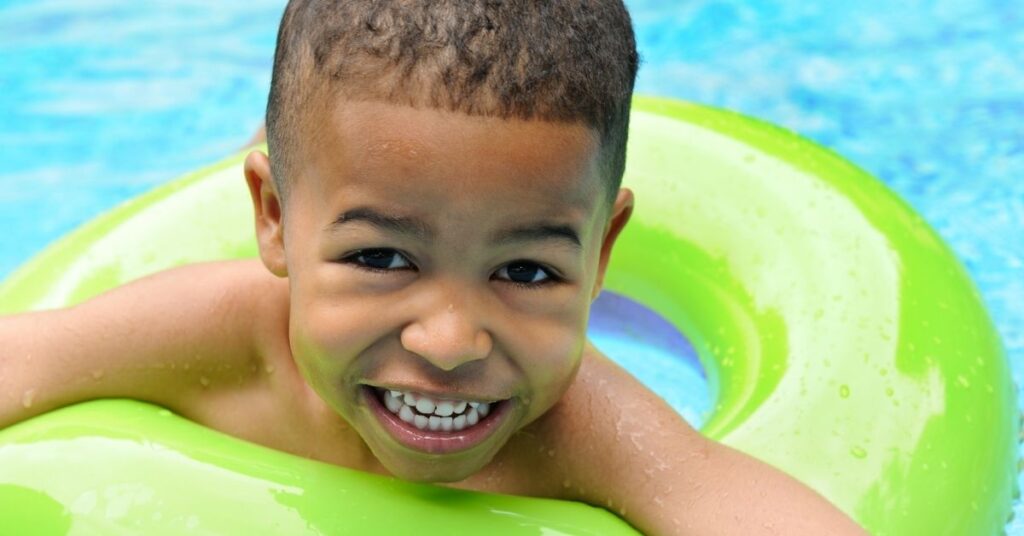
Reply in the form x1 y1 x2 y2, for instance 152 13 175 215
0 260 287 429
542 344 866 536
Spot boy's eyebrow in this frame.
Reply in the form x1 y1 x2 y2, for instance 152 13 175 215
328 207 432 239
328 207 581 249
491 224 581 250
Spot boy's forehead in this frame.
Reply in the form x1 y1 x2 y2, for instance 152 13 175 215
296 100 605 213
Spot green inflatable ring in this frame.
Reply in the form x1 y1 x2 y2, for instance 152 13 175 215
0 97 1015 534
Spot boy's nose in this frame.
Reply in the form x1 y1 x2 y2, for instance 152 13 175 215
400 299 493 371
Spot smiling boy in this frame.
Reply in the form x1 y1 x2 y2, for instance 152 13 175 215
0 1 865 534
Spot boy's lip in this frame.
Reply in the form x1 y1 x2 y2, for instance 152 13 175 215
361 386 513 455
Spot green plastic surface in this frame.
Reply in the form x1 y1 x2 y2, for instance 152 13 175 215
0 98 1015 534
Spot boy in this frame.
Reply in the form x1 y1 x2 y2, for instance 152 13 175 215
1 1 864 534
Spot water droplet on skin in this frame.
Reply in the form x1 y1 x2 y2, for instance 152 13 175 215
265 364 276 374
91 369 105 380
21 388 36 408
562 479 572 488
199 376 210 388
839 385 850 398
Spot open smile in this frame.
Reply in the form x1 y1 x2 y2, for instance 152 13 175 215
363 386 512 455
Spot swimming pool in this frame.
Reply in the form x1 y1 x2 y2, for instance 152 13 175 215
2 0 1021 530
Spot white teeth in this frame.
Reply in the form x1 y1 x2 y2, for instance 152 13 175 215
379 388 499 432
435 400 454 417
416 398 435 414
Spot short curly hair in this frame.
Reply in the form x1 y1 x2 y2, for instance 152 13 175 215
266 0 638 202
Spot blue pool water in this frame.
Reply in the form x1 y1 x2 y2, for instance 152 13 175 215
1 0 1022 529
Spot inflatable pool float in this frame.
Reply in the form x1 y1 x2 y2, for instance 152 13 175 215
0 97 1015 534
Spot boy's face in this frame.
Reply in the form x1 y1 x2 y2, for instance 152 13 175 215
246 100 632 482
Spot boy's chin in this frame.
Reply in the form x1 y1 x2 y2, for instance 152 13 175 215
372 445 496 483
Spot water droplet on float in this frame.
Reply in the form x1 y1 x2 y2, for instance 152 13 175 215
839 385 850 398
850 446 867 459
21 388 36 408
956 375 970 388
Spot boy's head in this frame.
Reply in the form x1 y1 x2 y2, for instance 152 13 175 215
244 0 637 482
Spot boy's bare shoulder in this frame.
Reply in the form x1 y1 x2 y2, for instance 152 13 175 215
0 260 293 430
529 343 706 493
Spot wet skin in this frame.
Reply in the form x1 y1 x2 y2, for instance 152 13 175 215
244 99 634 482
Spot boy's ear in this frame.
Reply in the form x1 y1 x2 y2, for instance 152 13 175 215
244 150 288 277
593 188 634 300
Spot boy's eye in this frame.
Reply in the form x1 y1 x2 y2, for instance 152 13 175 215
494 261 552 285
346 249 412 271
